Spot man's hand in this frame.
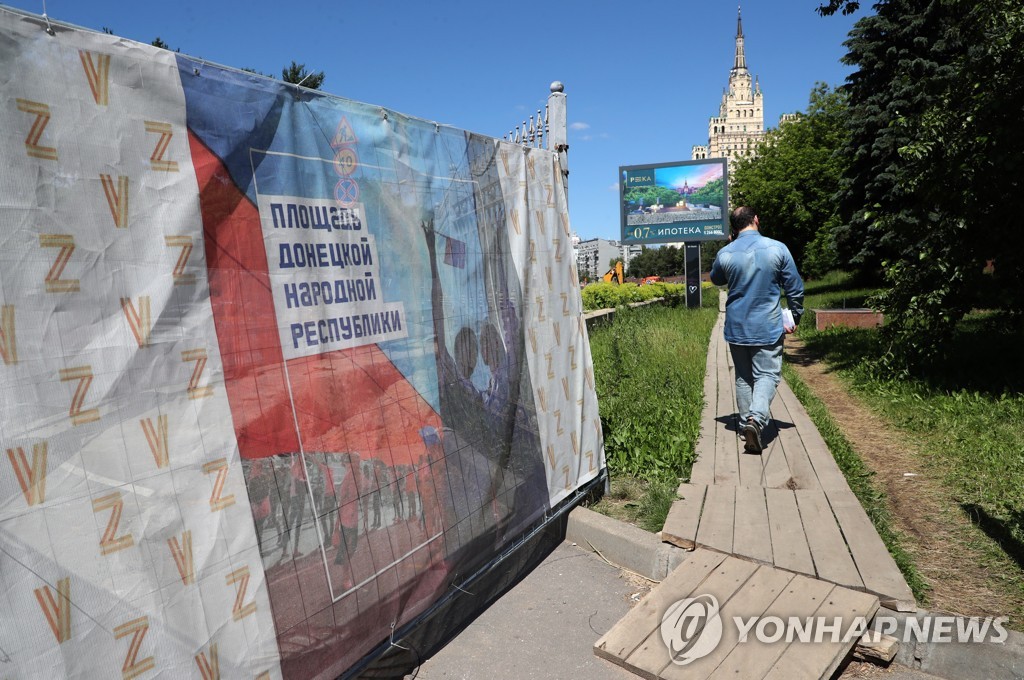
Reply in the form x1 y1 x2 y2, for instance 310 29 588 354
782 308 796 333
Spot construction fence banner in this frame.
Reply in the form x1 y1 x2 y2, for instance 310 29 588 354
0 8 605 679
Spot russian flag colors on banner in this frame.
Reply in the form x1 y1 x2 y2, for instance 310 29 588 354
0 7 604 679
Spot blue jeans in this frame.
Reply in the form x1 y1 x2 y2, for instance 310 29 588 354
729 338 784 429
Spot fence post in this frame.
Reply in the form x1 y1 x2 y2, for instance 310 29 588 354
547 81 569 200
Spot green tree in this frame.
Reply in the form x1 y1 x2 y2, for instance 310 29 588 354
835 0 1024 367
281 61 325 90
730 83 848 277
151 37 170 49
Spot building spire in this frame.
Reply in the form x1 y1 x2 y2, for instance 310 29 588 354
733 5 747 72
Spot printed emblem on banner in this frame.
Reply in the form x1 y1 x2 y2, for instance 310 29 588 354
59 366 100 426
78 50 111 106
122 297 152 347
195 642 220 680
334 178 360 207
182 348 213 400
331 116 358 147
113 616 154 680
333 147 358 177
140 415 169 468
165 236 196 286
201 458 235 512
226 566 256 621
34 577 71 643
7 442 47 506
16 99 58 161
40 235 79 293
101 175 130 228
0 305 16 364
168 530 195 585
144 121 178 172
92 491 135 555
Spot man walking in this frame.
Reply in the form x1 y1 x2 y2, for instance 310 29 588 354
709 207 804 453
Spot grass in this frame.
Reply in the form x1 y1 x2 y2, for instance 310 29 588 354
586 299 718 530
792 271 1024 616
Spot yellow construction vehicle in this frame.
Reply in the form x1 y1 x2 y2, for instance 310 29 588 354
602 261 624 284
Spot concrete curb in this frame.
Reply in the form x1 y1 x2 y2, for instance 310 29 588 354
565 505 1024 680
565 505 687 581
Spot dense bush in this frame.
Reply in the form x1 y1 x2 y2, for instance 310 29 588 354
581 282 717 312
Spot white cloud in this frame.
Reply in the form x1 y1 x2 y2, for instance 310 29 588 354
607 183 619 192
570 121 591 131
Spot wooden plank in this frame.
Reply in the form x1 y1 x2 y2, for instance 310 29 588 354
733 486 773 564
759 412 794 489
695 485 735 554
770 395 821 490
762 583 879 680
706 575 837 680
663 484 707 550
594 548 728 666
795 489 863 590
714 338 740 486
776 381 849 490
765 488 815 576
625 556 759 678
826 486 917 611
690 337 718 486
660 564 795 680
854 632 899 663
737 414 767 487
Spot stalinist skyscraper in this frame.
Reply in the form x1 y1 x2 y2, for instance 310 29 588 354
692 7 766 163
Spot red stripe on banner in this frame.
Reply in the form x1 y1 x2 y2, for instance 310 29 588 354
190 132 440 467
287 341 440 468
189 131 300 458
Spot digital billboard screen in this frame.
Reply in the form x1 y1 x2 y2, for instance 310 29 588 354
619 158 729 245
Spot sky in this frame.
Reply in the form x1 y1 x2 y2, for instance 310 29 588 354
4 0 864 241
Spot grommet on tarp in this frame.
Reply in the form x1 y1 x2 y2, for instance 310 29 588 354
41 0 54 35
380 108 389 121
193 66 201 76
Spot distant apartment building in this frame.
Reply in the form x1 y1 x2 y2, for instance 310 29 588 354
621 243 642 272
576 237 621 280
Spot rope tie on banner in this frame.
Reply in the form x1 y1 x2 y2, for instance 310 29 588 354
41 0 54 35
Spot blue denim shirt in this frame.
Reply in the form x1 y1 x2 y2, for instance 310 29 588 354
709 230 805 345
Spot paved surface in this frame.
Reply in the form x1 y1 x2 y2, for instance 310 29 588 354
407 541 638 679
403 540 942 680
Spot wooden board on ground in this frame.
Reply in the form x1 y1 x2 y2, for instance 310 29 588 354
733 485 773 564
696 485 735 554
775 382 849 490
663 484 707 550
825 486 917 611
595 549 880 680
795 489 864 590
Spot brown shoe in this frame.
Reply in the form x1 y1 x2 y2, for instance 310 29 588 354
742 418 763 453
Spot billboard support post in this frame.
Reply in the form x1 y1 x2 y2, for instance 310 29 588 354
685 242 702 308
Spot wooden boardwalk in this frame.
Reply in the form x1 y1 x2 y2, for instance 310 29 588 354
595 548 880 680
595 295 916 680
664 309 915 612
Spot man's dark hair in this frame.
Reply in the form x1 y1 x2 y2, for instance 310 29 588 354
730 206 757 234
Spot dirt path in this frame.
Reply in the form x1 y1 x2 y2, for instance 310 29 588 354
784 336 1024 624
